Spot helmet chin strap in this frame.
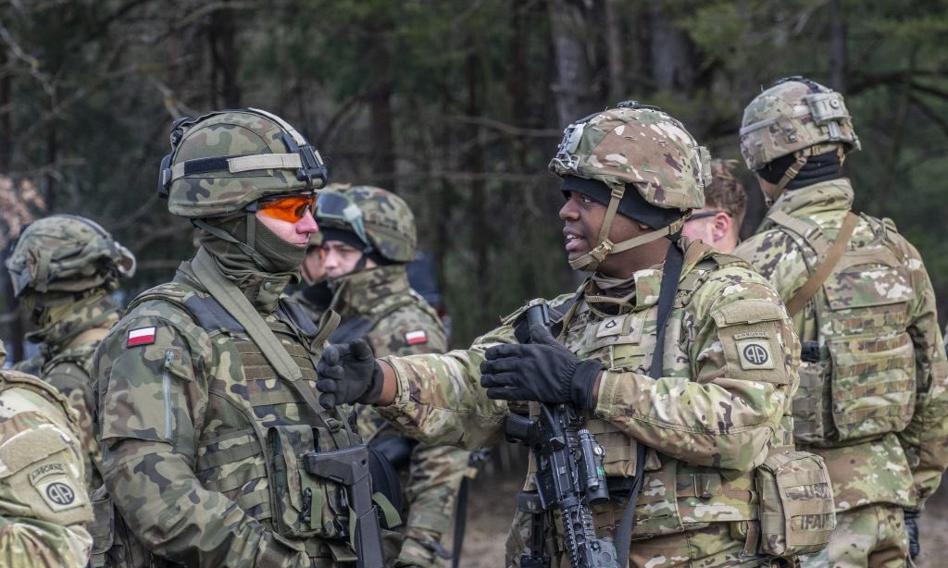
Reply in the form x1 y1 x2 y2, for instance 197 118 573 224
568 184 686 272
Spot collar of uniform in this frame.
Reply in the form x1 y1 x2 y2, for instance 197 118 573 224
331 264 410 318
760 178 855 232
34 291 120 357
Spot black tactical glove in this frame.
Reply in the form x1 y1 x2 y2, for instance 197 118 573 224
480 323 602 409
904 509 920 560
316 340 383 408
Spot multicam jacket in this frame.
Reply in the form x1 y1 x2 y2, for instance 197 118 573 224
735 178 948 513
93 255 365 567
376 240 801 566
330 265 470 566
0 369 93 567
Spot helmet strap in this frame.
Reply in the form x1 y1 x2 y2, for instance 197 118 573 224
766 150 810 206
567 184 685 272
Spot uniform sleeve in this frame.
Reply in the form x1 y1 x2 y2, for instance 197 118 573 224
0 401 93 567
595 275 799 473
895 244 948 510
95 314 309 567
0 515 93 567
367 310 471 562
43 364 98 487
376 324 514 449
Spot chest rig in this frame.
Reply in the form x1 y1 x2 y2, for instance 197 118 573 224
768 210 917 447
124 264 385 565
512 245 834 562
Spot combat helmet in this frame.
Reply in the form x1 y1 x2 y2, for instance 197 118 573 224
157 108 327 267
316 184 416 264
549 101 710 271
6 214 136 298
740 76 860 203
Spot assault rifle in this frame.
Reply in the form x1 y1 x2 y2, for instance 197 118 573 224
505 302 619 568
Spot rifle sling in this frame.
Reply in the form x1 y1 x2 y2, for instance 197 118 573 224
190 247 341 440
785 212 859 316
613 241 684 568
451 477 471 568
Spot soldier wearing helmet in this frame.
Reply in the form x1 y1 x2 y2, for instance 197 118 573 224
6 214 135 495
0 340 94 567
734 77 948 567
311 184 471 567
93 109 390 566
315 104 821 567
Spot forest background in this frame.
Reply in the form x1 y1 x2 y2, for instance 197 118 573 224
1 0 946 359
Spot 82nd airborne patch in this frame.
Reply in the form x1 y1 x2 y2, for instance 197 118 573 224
736 338 775 370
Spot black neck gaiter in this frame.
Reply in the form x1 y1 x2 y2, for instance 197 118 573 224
757 151 843 190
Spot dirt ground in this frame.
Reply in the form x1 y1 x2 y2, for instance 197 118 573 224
456 460 948 568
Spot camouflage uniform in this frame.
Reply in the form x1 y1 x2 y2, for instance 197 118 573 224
317 184 471 567
93 109 384 566
329 105 822 567
0 341 94 567
734 78 948 568
6 215 136 494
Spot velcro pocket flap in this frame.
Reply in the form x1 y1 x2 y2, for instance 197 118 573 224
711 300 785 327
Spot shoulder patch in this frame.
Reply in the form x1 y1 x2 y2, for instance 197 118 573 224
405 330 428 346
126 326 157 347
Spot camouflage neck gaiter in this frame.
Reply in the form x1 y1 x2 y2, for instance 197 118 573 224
198 214 304 313
25 289 119 353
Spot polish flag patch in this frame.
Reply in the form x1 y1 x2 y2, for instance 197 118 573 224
126 326 157 347
405 330 428 346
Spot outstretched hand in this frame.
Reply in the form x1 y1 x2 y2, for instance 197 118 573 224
480 324 601 409
316 339 383 407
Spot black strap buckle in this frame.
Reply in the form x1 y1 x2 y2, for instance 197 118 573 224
616 100 663 112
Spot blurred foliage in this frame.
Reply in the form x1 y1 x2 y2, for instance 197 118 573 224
0 0 945 353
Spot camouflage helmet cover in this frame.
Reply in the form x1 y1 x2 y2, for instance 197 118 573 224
549 104 710 212
740 77 860 171
5 214 136 297
316 184 417 263
161 108 327 218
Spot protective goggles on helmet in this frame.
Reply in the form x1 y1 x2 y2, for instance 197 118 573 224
316 192 372 251
256 192 317 223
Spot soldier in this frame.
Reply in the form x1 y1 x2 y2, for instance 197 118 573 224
733 76 948 567
6 214 136 493
681 158 747 253
315 103 830 567
316 184 472 567
93 108 389 566
295 231 333 323
0 340 93 567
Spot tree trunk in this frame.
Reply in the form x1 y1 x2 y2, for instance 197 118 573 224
207 1 242 108
0 48 10 172
647 4 695 93
367 15 396 191
829 0 848 92
548 0 598 128
465 45 491 332
604 0 625 102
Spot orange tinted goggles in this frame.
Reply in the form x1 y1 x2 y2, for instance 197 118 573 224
258 194 317 223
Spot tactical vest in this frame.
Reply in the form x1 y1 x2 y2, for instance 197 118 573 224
769 210 917 447
511 249 833 559
105 281 363 566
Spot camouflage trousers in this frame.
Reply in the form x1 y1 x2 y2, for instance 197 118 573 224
506 511 785 568
800 504 909 568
